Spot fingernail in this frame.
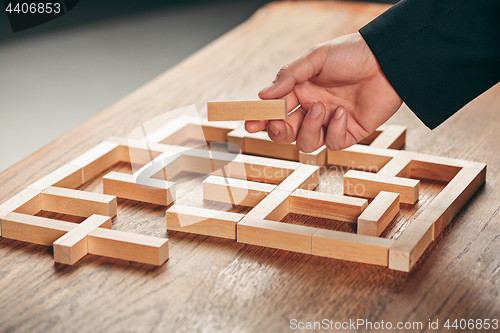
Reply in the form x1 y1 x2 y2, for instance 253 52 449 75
309 102 322 119
260 82 274 94
334 106 345 119
268 124 280 136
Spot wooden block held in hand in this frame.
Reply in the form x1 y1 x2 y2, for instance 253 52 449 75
358 191 400 236
53 214 112 265
207 100 287 121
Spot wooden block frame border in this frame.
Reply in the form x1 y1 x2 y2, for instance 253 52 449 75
0 115 486 272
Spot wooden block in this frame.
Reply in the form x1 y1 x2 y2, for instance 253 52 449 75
182 149 299 184
69 141 121 183
103 171 175 206
227 127 246 153
245 189 290 221
237 217 316 254
417 167 486 238
1 212 74 246
358 191 400 236
327 144 398 172
299 146 327 166
0 189 41 236
88 228 169 266
53 215 112 265
388 220 434 271
243 131 299 161
27 164 83 191
202 175 276 207
42 186 117 218
0 189 41 219
344 170 419 204
411 154 462 182
412 153 486 171
290 189 367 223
166 205 244 239
377 151 417 178
141 152 185 181
369 124 406 150
145 116 191 145
105 136 166 165
312 229 395 266
277 164 320 192
207 99 287 121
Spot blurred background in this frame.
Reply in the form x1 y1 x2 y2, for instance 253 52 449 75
0 0 398 173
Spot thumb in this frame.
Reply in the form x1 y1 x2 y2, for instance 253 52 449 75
259 45 327 99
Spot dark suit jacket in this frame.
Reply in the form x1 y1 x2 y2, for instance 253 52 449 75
359 0 500 129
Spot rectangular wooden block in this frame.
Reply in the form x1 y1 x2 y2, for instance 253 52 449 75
227 127 246 153
327 144 398 172
243 131 299 161
358 191 400 236
27 164 83 191
290 189 367 223
207 99 287 121
42 186 117 218
237 217 316 254
69 141 121 183
103 171 175 206
312 229 395 266
369 124 406 150
411 156 462 182
277 164 320 192
388 220 434 271
376 151 417 178
202 175 276 207
166 205 244 239
344 170 419 204
417 166 486 238
299 146 327 166
88 228 169 266
53 214 112 265
0 189 41 236
1 212 74 246
245 189 291 221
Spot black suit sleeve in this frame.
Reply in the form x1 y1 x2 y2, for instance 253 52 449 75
359 0 500 129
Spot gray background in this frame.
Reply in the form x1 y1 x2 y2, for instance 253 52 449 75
0 0 396 173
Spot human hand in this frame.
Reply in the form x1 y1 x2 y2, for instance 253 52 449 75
245 33 403 152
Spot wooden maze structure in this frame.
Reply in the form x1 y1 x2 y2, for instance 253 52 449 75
0 115 486 272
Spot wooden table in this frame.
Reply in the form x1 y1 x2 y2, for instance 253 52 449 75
1 1 499 331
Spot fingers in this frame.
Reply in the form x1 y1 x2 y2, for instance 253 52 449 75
258 45 327 100
266 106 307 144
324 106 357 151
296 101 326 153
245 119 268 133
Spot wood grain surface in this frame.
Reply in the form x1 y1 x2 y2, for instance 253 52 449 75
1 1 499 332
